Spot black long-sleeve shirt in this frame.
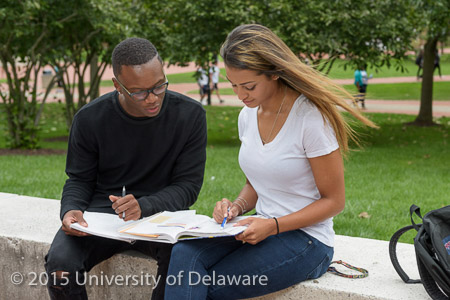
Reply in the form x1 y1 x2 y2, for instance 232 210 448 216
60 90 207 220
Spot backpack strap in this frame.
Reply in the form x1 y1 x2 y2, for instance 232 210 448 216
389 224 421 284
410 204 423 231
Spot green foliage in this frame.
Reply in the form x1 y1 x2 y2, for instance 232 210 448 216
0 0 65 148
48 0 138 128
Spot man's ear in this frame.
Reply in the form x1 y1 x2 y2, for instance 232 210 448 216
112 78 121 93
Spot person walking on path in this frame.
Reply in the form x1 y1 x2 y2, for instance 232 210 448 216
354 64 372 109
416 49 424 80
44 37 207 300
209 60 225 103
197 66 210 105
434 49 442 78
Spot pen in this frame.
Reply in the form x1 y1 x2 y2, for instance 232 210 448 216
122 186 126 219
221 207 230 229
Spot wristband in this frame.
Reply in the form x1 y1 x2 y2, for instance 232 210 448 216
273 217 279 235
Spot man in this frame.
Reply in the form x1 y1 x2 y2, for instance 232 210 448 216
197 66 210 105
354 64 371 109
44 37 207 300
209 60 224 104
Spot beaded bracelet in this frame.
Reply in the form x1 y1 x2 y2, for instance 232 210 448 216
327 260 369 279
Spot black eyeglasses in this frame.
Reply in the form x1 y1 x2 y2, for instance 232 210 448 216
115 78 169 101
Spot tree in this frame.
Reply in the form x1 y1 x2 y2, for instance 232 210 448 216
0 0 75 148
255 0 420 74
155 0 421 81
411 0 449 126
149 0 258 105
47 0 136 128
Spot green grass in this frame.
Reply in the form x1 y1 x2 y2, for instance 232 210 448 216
191 81 450 101
342 81 450 101
323 54 450 79
0 104 449 243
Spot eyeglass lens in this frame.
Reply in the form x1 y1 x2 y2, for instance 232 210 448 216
131 82 168 100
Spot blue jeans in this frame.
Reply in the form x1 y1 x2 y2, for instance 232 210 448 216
45 228 173 300
164 229 333 300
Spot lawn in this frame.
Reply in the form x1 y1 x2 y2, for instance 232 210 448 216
188 81 450 101
0 103 448 244
324 54 450 79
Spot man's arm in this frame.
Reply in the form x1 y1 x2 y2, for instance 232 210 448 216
60 114 98 220
137 109 207 217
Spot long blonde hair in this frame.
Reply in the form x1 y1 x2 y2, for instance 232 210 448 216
220 24 377 154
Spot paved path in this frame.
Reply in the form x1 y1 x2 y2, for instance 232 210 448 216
91 81 450 117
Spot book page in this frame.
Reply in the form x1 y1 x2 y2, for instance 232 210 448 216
177 216 252 239
119 210 208 241
71 211 136 243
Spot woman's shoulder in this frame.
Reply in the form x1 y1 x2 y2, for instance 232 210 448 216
294 95 321 119
238 105 257 120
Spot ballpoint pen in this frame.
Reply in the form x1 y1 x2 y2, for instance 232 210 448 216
122 186 126 219
221 207 230 229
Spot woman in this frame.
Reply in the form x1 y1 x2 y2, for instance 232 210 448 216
164 24 376 299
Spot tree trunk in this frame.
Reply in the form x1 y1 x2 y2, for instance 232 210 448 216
412 38 438 126
90 54 100 100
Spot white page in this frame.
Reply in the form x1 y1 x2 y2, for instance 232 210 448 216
120 210 209 238
180 216 249 236
71 211 136 243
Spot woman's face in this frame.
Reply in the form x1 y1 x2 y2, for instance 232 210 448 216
225 66 280 108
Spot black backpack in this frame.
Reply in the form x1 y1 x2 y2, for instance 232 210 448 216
389 205 450 299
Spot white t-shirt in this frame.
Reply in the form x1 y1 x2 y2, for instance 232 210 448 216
198 68 208 86
238 95 339 247
209 66 220 84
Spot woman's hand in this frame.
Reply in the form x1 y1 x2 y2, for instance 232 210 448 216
234 217 277 245
213 198 240 224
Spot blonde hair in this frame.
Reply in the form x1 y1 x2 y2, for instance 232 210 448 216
220 24 377 154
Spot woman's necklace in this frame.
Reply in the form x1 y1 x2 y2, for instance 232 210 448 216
260 85 287 144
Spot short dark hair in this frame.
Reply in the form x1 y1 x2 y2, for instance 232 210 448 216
112 37 162 77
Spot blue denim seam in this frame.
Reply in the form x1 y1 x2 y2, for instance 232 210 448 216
186 238 239 299
306 252 332 279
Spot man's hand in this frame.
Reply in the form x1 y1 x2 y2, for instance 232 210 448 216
110 194 141 221
62 210 90 237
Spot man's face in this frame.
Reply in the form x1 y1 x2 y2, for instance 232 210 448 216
114 57 167 118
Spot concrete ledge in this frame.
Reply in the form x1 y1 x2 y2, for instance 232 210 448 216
0 193 430 299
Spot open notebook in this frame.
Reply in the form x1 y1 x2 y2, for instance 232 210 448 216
71 210 257 244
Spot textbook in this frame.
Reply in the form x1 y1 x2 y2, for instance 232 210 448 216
70 211 137 243
71 210 255 244
119 210 254 244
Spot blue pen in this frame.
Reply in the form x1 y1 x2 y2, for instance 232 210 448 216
221 207 230 229
122 186 126 219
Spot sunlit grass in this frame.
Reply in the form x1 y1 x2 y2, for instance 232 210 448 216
0 104 449 243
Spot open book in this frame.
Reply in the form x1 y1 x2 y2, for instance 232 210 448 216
71 210 256 244
70 211 136 243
